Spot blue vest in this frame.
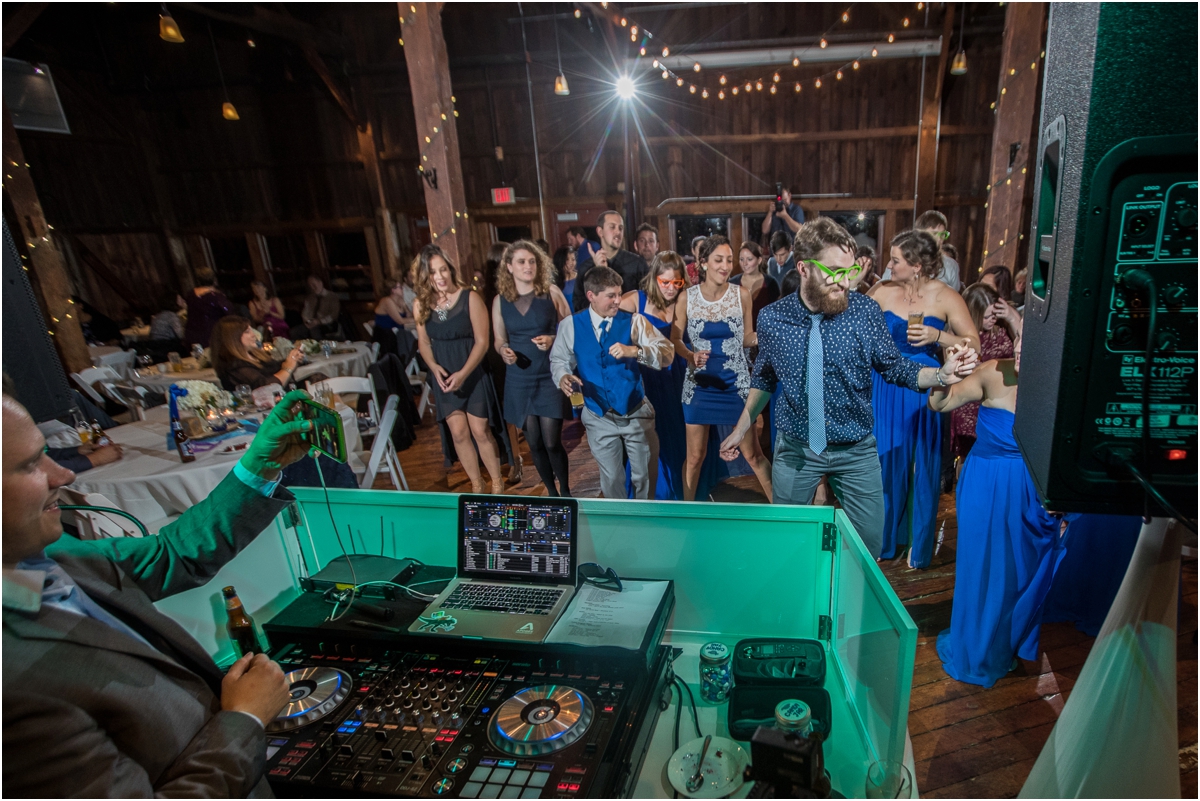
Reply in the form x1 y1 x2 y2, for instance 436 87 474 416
572 309 645 417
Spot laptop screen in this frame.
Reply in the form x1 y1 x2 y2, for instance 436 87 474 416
458 496 578 585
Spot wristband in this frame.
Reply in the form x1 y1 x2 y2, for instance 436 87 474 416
935 369 947 387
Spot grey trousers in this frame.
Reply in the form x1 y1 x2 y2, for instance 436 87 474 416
772 431 885 558
581 400 659 499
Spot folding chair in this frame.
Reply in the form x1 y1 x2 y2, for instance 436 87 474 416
358 395 408 490
71 366 123 410
406 357 432 420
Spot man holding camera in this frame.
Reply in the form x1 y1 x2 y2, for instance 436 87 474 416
761 184 805 238
2 388 316 796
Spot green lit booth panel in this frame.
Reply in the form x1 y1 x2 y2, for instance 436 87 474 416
154 491 917 797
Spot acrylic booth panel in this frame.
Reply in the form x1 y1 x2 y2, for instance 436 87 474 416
153 490 917 796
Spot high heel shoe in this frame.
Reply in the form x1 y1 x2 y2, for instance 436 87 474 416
491 480 504 495
470 478 486 494
509 455 524 485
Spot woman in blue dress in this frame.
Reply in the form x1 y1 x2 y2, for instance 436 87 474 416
492 241 574 496
672 236 773 501
1042 513 1143 636
930 341 1065 687
866 230 979 567
618 251 689 500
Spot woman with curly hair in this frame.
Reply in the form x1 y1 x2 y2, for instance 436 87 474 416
492 240 574 496
413 244 505 494
867 230 980 567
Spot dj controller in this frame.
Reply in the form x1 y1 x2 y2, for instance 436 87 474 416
262 639 672 798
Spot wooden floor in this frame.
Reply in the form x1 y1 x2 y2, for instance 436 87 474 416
381 411 1199 797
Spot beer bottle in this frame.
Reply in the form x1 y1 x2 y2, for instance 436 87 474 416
262 322 274 346
90 419 111 447
222 586 263 657
172 416 195 463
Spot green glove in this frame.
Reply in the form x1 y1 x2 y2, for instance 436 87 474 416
239 389 314 481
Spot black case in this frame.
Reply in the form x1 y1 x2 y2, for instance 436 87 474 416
727 638 832 742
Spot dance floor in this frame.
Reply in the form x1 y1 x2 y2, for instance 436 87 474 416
382 413 1198 797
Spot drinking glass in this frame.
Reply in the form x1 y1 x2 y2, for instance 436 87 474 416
321 340 333 359
235 384 253 409
866 761 912 799
695 343 711 371
168 352 182 373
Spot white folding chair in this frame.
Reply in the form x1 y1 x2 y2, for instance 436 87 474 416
103 382 155 421
71 366 123 409
359 395 409 490
362 320 375 337
406 357 432 420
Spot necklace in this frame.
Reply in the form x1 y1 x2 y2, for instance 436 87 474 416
434 293 454 321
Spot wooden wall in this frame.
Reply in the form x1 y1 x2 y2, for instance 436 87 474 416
7 2 1005 322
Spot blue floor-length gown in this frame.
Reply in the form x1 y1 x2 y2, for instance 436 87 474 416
872 312 944 566
937 406 1065 688
1042 513 1142 636
624 292 687 500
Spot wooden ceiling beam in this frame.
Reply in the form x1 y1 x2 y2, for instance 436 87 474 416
175 3 345 56
299 45 363 130
3 3 48 55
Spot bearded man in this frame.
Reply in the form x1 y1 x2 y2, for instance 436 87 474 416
719 218 978 557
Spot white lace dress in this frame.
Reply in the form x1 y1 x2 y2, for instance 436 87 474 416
682 283 750 425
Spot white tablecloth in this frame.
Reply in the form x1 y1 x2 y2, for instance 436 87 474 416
69 404 361 525
89 346 136 379
129 342 373 395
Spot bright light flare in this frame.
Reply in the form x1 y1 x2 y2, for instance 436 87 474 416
615 76 637 99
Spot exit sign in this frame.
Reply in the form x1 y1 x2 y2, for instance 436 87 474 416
491 187 515 205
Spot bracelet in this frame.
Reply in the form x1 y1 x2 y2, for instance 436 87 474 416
935 369 947 387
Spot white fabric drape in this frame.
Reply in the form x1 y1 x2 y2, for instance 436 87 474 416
1019 517 1181 798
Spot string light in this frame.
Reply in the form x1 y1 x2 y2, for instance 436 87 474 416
744 82 752 91
903 17 910 26
888 33 895 42
815 78 822 88
852 60 859 69
732 86 739 95
794 82 801 92
773 72 780 82
662 46 669 57
630 25 637 36
620 17 627 26
693 62 701 72
836 70 843 80
701 88 709 98
639 46 646 55
653 59 659 68
719 75 727 85
662 70 669 79
718 89 725 99
872 47 879 57
769 84 777 94
820 38 827 48
574 8 581 18
689 84 696 93
676 77 684 86
793 57 800 67
842 11 849 22
755 80 763 90
917 2 924 9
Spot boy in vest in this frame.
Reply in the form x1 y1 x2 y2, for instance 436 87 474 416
550 266 674 499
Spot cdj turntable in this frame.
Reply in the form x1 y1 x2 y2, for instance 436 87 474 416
261 640 672 798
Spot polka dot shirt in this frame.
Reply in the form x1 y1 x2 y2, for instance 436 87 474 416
752 291 925 446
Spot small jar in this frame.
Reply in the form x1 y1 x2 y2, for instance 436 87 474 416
698 641 732 703
774 698 814 737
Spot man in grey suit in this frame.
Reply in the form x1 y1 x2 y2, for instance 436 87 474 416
2 388 315 796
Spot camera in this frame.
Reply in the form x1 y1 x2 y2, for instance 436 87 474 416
774 181 785 213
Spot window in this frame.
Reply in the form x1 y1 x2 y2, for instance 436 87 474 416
265 235 309 300
819 211 886 254
742 213 768 247
670 215 730 257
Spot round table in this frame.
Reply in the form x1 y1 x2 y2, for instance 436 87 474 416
129 342 374 395
89 346 136 379
69 403 361 525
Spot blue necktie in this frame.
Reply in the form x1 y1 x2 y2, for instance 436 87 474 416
598 319 610 345
807 314 826 454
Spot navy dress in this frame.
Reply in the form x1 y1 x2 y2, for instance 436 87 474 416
872 312 944 567
499 293 571 426
623 292 687 500
425 291 496 421
682 284 750 426
937 406 1065 687
1042 513 1142 636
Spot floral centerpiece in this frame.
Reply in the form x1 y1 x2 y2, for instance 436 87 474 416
174 380 233 417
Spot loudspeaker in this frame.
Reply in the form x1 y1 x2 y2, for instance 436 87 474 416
1015 3 1197 517
2 219 75 422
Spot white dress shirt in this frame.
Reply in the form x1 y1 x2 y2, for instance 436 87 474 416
550 308 674 389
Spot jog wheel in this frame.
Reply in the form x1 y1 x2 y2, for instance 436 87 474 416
266 667 351 733
488 685 594 757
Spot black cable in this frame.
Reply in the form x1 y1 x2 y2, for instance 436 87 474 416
1119 268 1158 521
1120 458 1197 534
315 456 357 597
674 676 701 738
59 504 149 538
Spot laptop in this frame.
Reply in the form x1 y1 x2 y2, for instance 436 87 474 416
408 495 578 642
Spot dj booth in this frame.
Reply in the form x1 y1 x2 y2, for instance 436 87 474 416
154 491 917 798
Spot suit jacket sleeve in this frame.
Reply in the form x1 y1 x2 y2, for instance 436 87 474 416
4 691 266 798
47 470 294 602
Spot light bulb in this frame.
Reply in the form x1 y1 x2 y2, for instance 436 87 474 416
888 33 895 42
815 78 822 88
744 82 751 91
903 17 910 27
842 12 849 22
630 25 637 36
769 84 776 94
755 80 763 91
575 9 581 18
820 38 827 48
689 84 696 94
221 101 240 120
702 88 709 98
917 2 924 8
773 72 780 82
676 77 684 86
662 70 669 79
852 60 859 69
718 90 725 99
836 70 843 80
247 38 256 48
693 62 701 72
554 74 571 95
794 82 801 92
950 50 968 75
662 46 669 57
732 86 739 95
640 46 646 55
653 59 659 68
872 47 879 57
793 57 800 67
620 17 627 26
719 75 726 85
159 11 184 43
631 33 636 41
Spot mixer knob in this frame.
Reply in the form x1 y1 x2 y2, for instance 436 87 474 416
418 680 429 690
411 689 422 700
399 678 412 689
446 692 458 703
435 680 447 692
384 698 395 708
421 700 432 711
428 691 439 702
402 699 414 710
454 682 466 693
441 700 451 712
